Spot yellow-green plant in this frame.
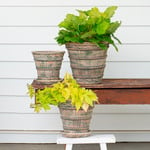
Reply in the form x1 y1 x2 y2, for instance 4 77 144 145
27 73 98 112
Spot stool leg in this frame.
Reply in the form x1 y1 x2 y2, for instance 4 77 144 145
65 144 73 150
100 143 107 150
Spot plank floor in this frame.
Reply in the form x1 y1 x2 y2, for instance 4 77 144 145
0 143 150 150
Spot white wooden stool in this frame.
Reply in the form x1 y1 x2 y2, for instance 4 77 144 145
57 134 116 150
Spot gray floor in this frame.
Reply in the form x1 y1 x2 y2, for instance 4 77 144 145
0 143 150 150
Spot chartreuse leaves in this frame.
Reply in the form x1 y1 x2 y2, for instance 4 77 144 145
104 6 118 18
106 21 121 34
27 73 98 112
27 84 35 99
56 6 121 51
96 21 110 35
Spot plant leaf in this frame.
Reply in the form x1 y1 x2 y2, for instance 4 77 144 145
112 34 122 44
82 103 89 112
106 21 121 34
104 6 118 19
96 21 109 35
27 84 35 99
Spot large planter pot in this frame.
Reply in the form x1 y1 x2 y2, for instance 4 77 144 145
58 101 94 138
32 51 65 84
66 42 108 84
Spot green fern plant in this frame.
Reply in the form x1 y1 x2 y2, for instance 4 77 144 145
27 73 98 112
55 6 121 51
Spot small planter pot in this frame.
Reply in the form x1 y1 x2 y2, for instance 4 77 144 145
66 42 108 84
58 101 94 138
32 51 65 84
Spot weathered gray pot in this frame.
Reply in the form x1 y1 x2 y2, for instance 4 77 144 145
32 51 65 84
66 42 108 84
59 101 94 138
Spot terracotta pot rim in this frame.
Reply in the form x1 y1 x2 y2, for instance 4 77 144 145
66 42 109 45
32 51 65 55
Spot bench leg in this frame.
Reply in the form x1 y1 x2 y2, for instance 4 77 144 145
100 143 107 150
65 144 73 150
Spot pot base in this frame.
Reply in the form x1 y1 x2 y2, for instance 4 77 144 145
36 79 62 85
61 131 91 138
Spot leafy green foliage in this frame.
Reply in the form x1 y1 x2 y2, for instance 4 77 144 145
27 73 98 112
55 6 121 51
27 84 35 99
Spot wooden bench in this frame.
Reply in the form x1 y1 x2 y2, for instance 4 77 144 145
32 79 150 104
57 134 116 150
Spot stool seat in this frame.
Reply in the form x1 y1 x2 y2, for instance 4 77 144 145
57 134 116 150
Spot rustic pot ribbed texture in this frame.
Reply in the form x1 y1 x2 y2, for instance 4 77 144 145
66 42 108 84
32 51 65 84
59 101 94 138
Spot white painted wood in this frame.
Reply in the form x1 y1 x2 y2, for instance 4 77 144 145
0 96 60 113
0 27 149 44
100 144 107 150
0 45 67 61
1 131 150 143
0 7 149 26
0 61 150 79
107 45 150 62
91 114 150 130
0 61 71 79
0 0 150 143
117 27 150 43
1 109 150 130
0 62 37 78
0 131 59 143
0 79 33 96
65 144 72 150
0 96 33 113
0 45 150 62
1 96 150 114
57 134 116 144
0 113 62 130
2 97 150 114
0 27 58 44
0 0 149 6
104 61 150 78
93 105 150 114
57 134 115 150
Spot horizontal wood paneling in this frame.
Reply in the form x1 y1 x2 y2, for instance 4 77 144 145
0 0 150 143
91 113 150 130
0 45 150 62
0 62 37 78
0 112 150 130
104 62 150 78
0 45 68 61
0 61 150 79
0 96 59 113
0 27 57 44
0 62 70 79
0 113 62 130
0 0 150 6
0 96 33 113
0 61 71 79
107 45 150 62
0 7 149 26
1 96 150 114
0 27 150 44
0 79 33 96
0 132 59 143
1 131 150 143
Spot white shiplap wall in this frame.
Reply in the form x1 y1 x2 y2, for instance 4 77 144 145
0 0 150 143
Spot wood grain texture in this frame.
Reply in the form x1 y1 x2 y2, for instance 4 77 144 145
32 79 150 89
32 79 150 104
0 0 149 6
0 7 149 26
